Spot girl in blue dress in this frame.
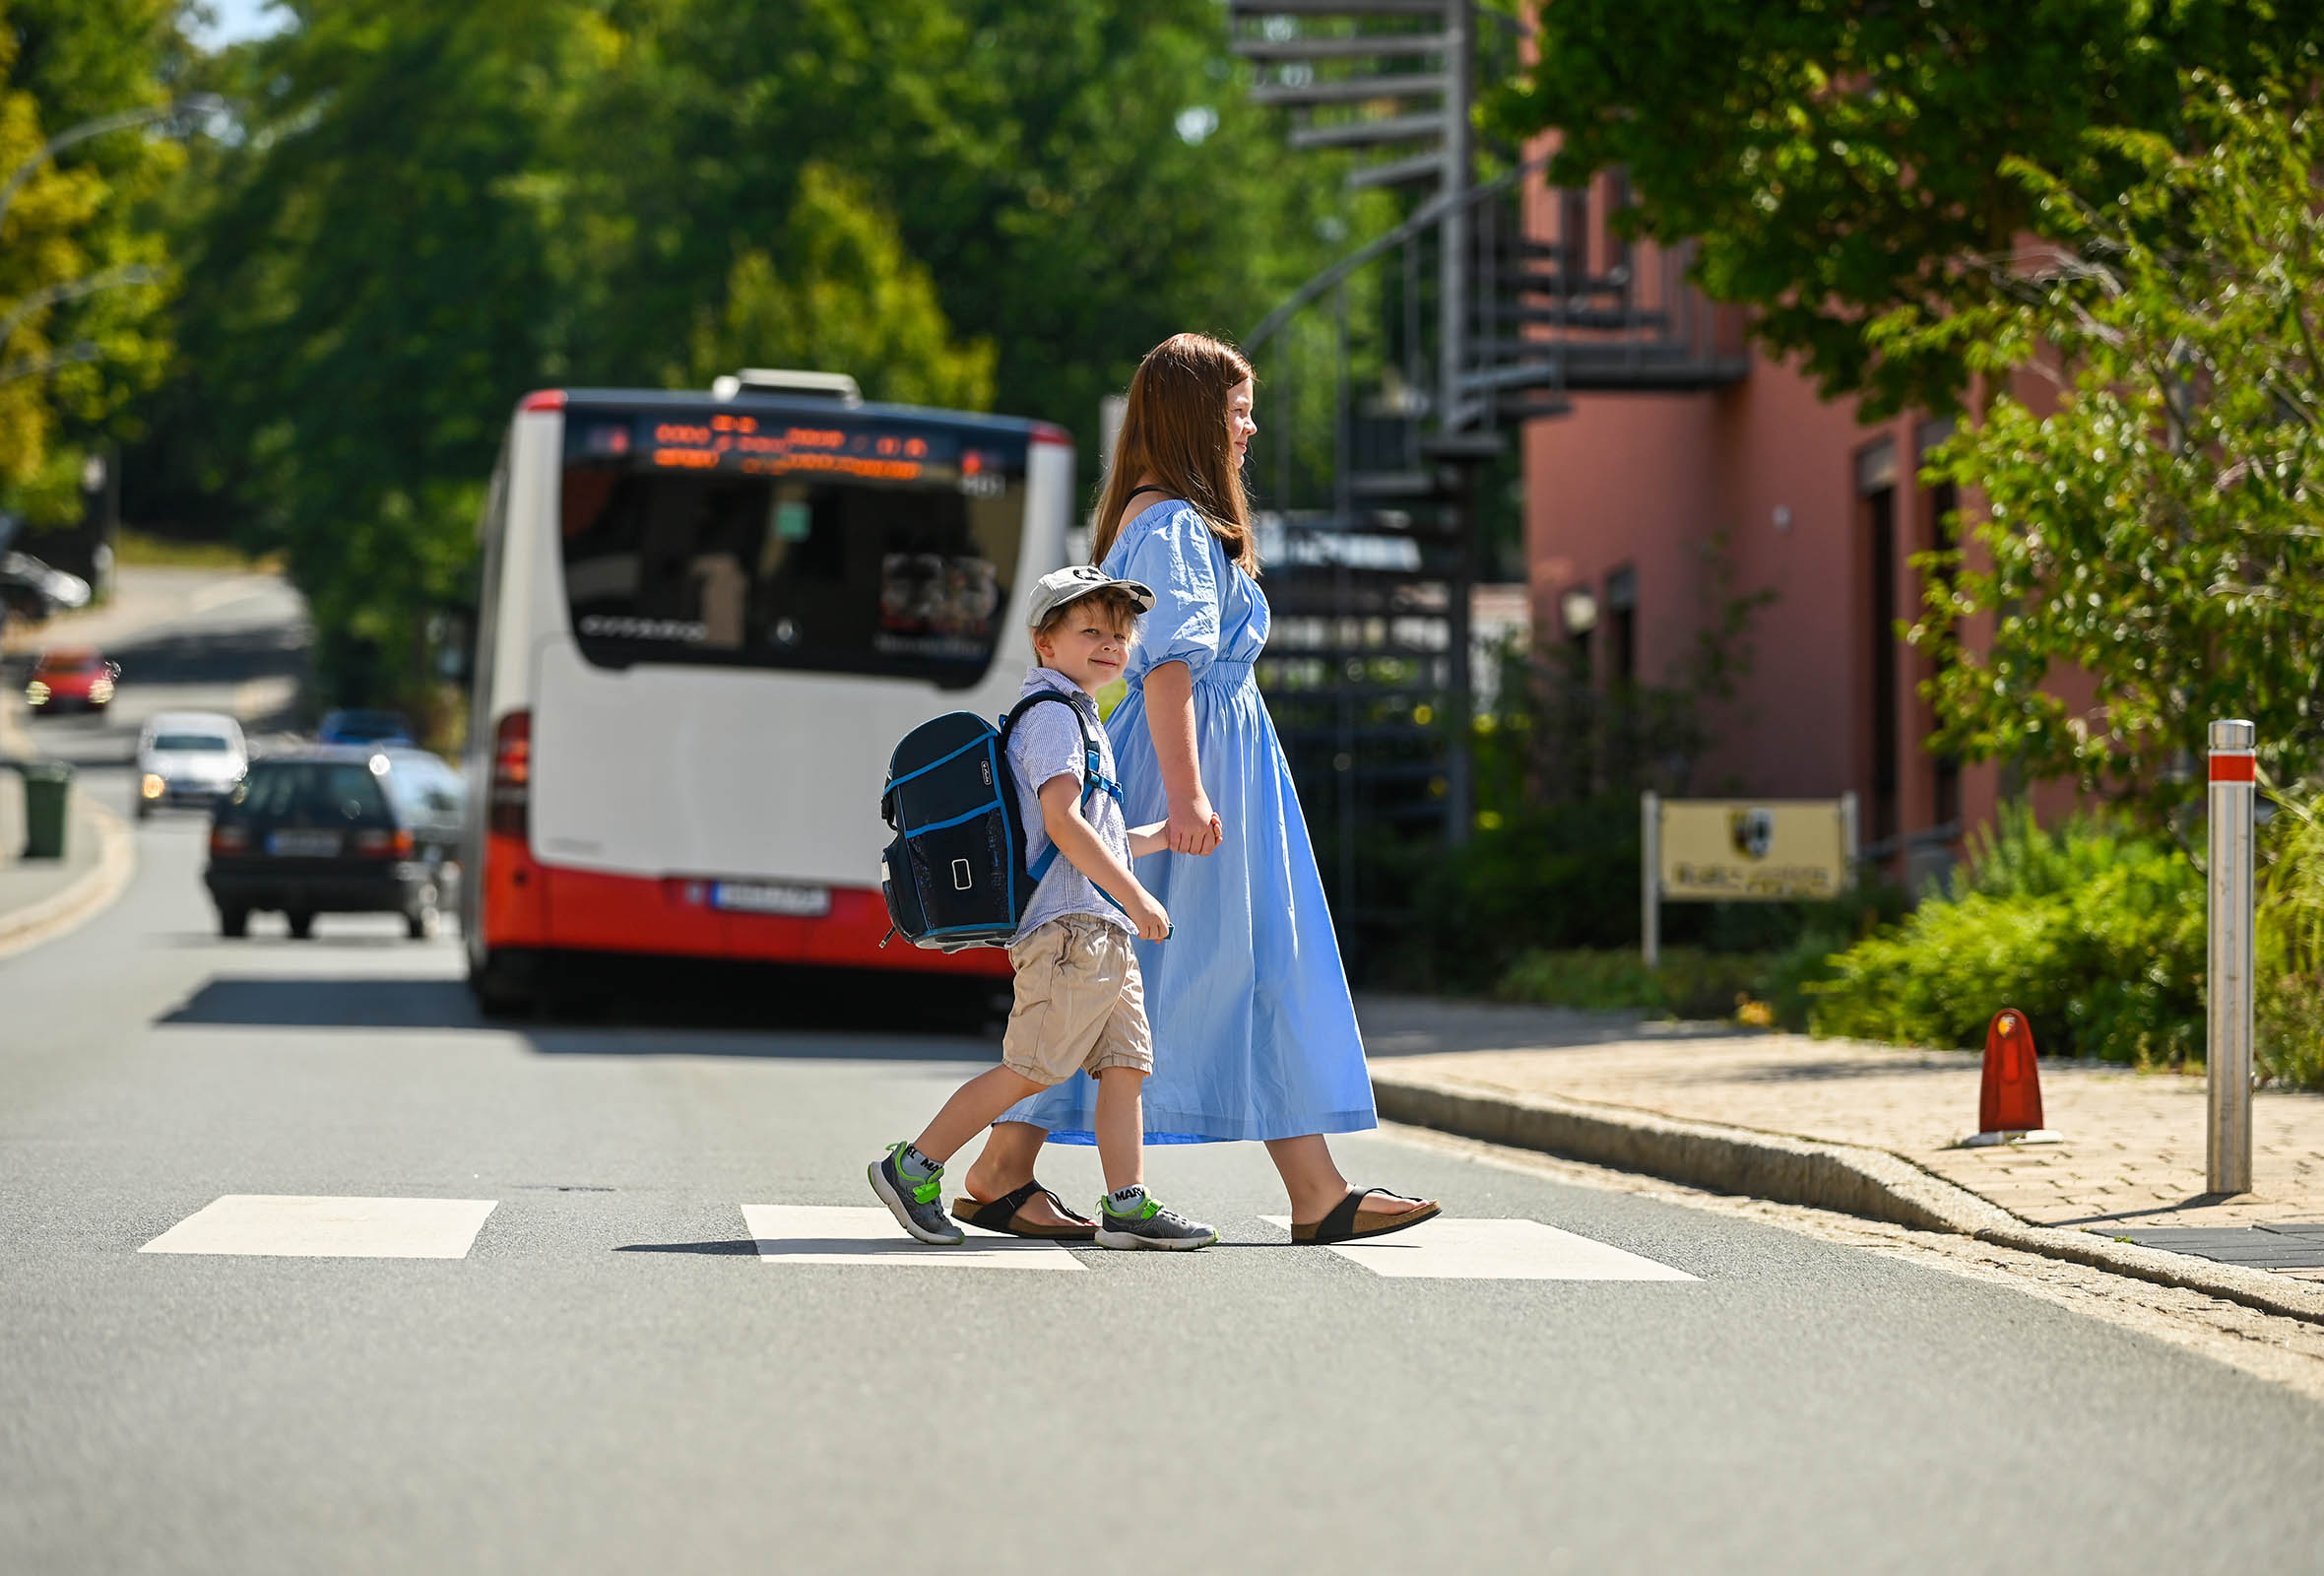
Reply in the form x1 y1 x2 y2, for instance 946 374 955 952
953 333 1440 1247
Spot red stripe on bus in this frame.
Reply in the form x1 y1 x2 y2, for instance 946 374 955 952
2210 754 2257 783
478 846 1007 976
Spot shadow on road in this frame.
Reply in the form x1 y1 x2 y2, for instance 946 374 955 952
155 963 1001 1055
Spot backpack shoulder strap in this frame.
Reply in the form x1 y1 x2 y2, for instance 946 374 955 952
1000 690 1118 805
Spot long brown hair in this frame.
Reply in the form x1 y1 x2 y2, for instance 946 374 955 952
1090 332 1257 574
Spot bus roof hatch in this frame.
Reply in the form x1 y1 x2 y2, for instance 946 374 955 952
711 368 864 406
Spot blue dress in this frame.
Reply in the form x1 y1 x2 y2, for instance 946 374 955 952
1001 501 1379 1144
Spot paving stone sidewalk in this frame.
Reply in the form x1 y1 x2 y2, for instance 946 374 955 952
1357 995 2324 1263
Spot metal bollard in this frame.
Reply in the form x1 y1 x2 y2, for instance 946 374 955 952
2207 719 2256 1195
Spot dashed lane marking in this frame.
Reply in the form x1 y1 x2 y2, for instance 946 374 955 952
741 1205 1088 1271
1259 1215 1699 1280
140 1195 498 1259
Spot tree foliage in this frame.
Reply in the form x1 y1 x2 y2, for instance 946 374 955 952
1902 78 2324 826
0 0 180 525
1489 0 2321 416
141 0 1357 704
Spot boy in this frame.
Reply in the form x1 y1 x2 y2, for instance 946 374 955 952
868 566 1218 1251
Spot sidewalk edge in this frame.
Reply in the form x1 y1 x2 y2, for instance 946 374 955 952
1372 1066 2324 1328
0 792 136 960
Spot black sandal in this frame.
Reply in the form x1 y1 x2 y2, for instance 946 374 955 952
1290 1187 1441 1245
950 1180 1097 1241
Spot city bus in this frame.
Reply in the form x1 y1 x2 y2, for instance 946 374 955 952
459 370 1072 1014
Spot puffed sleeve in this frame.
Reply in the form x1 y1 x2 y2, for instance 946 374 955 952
1108 504 1221 684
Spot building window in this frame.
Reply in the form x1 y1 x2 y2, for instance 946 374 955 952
1858 439 1899 846
1603 169 1632 281
1919 418 1962 829
1560 188 1591 290
1605 564 1637 684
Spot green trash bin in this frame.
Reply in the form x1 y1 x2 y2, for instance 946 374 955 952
18 759 71 860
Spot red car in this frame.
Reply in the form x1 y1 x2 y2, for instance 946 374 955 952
26 648 118 714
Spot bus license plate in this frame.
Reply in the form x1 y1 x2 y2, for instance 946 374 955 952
266 830 342 857
710 882 830 917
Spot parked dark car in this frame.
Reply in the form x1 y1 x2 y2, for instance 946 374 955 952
317 708 417 747
205 747 466 940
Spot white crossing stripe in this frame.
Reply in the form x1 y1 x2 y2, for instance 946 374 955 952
741 1205 1087 1271
140 1195 498 1259
1259 1215 1697 1281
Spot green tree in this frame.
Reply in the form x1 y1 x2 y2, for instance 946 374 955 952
140 0 1359 706
0 0 180 526
684 164 996 410
1903 78 2324 826
1489 0 2320 416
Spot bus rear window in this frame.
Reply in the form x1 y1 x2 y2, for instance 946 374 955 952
556 409 1027 688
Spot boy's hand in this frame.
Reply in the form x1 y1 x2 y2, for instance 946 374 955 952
1123 886 1171 942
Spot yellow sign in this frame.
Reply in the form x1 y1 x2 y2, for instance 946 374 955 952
1656 799 1850 901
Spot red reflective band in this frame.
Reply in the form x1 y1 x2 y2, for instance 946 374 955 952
519 389 567 413
2209 753 2257 783
1030 423 1072 448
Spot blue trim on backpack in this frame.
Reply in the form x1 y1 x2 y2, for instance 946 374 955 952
887 734 991 791
904 798 1004 837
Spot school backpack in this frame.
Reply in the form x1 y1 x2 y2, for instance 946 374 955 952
878 690 1117 951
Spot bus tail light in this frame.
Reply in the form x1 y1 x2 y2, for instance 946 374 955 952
354 827 416 859
489 709 532 838
209 824 247 856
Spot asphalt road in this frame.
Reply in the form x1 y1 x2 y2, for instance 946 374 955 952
7 572 2324 1574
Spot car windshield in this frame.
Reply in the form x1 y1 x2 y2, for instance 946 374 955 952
152 733 231 753
41 654 100 673
326 712 406 740
232 762 390 822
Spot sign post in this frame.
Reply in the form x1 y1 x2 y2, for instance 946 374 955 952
1642 791 1661 968
1641 794 1857 966
2207 719 2256 1195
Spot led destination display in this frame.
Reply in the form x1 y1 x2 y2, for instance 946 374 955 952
638 415 1007 489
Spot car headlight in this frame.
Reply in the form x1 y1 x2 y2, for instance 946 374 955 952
90 679 114 701
142 774 165 799
26 681 48 703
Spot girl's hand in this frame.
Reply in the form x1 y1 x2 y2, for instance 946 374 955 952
1167 793 1221 855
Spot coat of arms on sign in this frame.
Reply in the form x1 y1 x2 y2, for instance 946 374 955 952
1729 807 1775 860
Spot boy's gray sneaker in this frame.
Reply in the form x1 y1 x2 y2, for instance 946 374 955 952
870 1144 964 1245
1094 1193 1217 1251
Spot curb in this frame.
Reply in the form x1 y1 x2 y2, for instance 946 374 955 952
0 790 136 960
1373 1066 2324 1329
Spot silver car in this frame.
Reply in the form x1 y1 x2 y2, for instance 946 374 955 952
136 711 248 819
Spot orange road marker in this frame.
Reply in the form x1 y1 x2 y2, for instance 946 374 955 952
1960 1008 2064 1148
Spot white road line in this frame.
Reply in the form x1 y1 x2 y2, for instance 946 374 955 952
1259 1215 1698 1281
741 1205 1087 1271
140 1195 498 1259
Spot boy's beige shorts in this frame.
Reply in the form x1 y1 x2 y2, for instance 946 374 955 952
1002 915 1154 1086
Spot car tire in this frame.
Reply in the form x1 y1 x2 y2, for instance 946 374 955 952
135 801 151 821
219 907 249 939
286 909 316 940
406 883 440 941
469 947 538 1018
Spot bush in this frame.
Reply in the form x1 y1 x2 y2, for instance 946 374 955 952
2259 973 2324 1089
1807 810 2204 1063
1496 946 1772 1020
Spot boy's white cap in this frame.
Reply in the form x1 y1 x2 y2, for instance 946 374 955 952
1025 564 1155 627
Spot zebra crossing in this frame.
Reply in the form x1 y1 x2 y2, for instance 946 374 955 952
138 1193 1699 1280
